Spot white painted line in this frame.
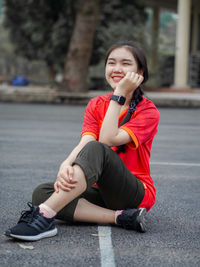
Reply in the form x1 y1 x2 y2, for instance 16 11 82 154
150 161 200 167
98 226 116 267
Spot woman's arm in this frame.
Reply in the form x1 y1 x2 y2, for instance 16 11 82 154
99 100 131 146
99 72 143 146
62 134 95 166
55 134 95 192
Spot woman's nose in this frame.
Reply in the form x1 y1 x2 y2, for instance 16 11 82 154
113 63 122 73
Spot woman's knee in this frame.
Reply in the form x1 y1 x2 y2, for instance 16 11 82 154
32 183 54 206
83 140 106 154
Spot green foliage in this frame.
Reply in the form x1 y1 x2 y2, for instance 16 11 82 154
4 0 146 71
91 0 147 65
4 0 74 70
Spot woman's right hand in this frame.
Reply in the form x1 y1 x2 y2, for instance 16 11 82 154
54 162 78 193
115 71 144 96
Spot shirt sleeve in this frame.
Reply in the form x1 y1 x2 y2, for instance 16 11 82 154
120 106 160 150
81 99 99 140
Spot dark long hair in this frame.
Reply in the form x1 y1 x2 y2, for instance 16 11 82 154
105 41 149 153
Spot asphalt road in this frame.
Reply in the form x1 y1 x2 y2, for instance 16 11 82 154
0 103 200 267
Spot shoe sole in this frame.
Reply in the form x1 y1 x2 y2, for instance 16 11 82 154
137 208 147 233
7 227 58 241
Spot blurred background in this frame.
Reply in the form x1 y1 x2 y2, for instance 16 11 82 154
0 0 199 92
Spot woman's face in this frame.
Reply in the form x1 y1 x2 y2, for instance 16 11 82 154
105 47 139 90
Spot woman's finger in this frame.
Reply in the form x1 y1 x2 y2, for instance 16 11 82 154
137 75 144 85
67 166 74 181
59 172 68 181
58 179 77 190
60 177 68 185
60 176 77 186
54 181 59 193
69 178 78 184
57 181 71 192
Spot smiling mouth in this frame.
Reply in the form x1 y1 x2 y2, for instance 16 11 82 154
112 76 124 82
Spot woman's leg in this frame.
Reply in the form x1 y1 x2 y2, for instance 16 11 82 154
6 141 146 241
33 141 144 223
33 183 115 223
5 162 116 241
74 198 115 223
38 165 115 223
73 141 145 210
43 165 86 213
72 141 147 232
38 141 144 220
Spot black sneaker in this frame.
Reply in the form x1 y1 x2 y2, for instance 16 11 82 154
5 202 57 241
116 208 147 232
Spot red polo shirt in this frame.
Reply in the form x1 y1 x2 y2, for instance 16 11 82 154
81 92 160 211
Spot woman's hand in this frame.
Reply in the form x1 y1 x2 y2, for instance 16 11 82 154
116 72 144 96
54 136 95 193
54 162 78 193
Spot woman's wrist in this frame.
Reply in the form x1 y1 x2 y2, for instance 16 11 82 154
114 87 127 97
60 159 71 168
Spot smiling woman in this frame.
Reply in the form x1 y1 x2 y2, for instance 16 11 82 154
105 48 139 88
5 41 160 242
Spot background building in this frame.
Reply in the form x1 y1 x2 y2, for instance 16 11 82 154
143 0 200 88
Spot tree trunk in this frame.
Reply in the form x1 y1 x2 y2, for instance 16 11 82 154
61 0 100 92
47 64 56 84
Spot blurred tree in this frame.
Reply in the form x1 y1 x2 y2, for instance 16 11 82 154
4 0 74 82
62 0 100 92
62 0 146 92
4 0 146 91
91 0 147 65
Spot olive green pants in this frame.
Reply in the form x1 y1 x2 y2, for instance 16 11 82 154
32 141 144 221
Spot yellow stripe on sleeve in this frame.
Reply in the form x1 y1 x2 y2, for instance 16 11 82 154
120 126 139 150
81 132 98 140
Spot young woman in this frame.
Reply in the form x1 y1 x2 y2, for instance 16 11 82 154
5 41 160 241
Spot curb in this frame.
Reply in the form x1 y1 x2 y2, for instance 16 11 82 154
145 92 200 108
0 86 200 107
